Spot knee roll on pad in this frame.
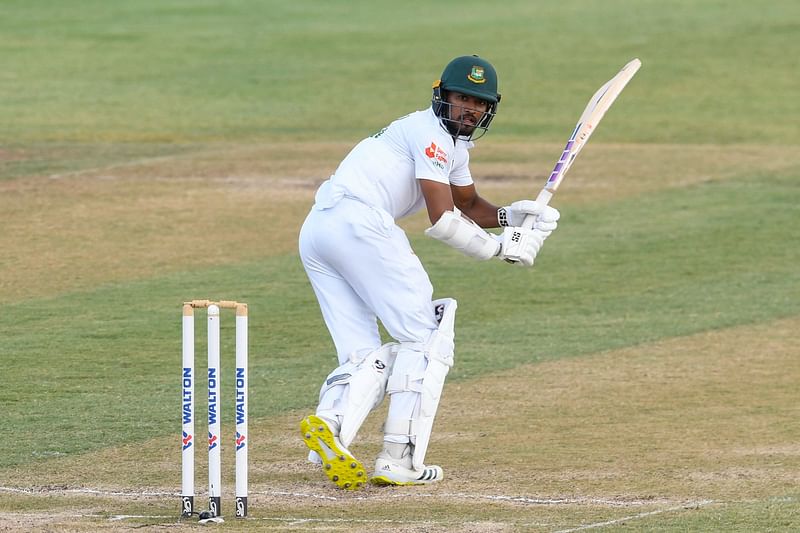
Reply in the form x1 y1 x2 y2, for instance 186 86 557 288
385 298 457 470
317 343 399 447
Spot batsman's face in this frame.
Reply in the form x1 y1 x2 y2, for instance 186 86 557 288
445 92 489 134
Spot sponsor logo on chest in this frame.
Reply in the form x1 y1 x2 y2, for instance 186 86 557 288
425 142 449 170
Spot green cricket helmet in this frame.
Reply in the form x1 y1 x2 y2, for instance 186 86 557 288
432 55 501 140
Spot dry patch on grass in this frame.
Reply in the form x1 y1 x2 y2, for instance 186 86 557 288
0 142 353 304
0 147 27 162
439 317 800 503
2 141 797 304
2 317 797 531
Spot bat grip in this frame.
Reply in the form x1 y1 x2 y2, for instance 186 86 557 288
521 189 554 229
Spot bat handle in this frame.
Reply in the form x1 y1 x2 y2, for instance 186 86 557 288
521 188 554 229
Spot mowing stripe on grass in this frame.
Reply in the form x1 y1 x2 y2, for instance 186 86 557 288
2 171 798 469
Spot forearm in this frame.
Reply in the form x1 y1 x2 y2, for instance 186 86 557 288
455 195 502 228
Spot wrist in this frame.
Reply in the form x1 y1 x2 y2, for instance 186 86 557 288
497 207 510 227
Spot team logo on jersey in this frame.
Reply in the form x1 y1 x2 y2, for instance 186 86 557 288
468 66 486 84
424 142 448 170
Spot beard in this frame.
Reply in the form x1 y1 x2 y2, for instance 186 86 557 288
443 118 476 137
442 104 479 137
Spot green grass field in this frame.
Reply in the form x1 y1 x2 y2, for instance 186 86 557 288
1 1 799 531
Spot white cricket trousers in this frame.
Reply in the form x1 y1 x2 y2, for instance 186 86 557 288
299 196 439 363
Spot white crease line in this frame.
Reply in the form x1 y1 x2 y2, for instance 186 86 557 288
552 500 715 533
108 515 173 521
0 489 716 529
0 486 680 508
266 490 673 507
268 490 339 501
442 493 667 507
71 513 474 526
0 486 173 497
107 514 551 527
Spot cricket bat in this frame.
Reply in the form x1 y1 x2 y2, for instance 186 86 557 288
523 58 642 228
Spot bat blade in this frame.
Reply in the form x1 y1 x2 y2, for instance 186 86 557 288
523 58 641 227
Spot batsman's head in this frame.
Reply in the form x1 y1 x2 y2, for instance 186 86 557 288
432 55 501 140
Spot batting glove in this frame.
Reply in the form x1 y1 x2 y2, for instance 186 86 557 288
494 226 548 267
498 200 560 235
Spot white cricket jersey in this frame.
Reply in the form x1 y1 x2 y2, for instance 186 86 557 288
315 107 475 220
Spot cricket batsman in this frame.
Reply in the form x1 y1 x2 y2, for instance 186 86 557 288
298 55 560 488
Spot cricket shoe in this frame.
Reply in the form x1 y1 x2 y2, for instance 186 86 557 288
300 414 367 490
371 443 444 486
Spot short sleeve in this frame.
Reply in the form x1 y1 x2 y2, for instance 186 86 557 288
448 148 473 186
413 135 453 185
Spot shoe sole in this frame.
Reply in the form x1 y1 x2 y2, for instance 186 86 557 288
300 415 367 490
371 466 443 486
371 475 418 486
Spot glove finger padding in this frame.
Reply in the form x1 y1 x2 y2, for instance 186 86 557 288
533 219 558 234
537 205 560 223
501 200 561 228
497 226 544 267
